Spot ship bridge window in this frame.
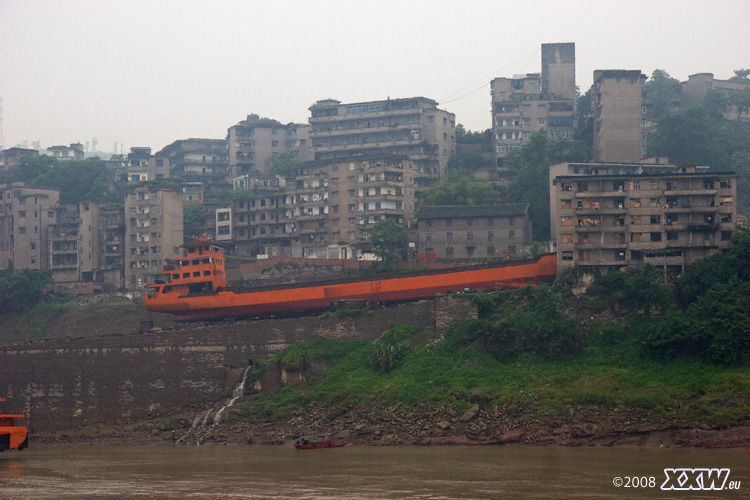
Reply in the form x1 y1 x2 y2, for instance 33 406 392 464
192 259 199 265
204 271 211 276
163 286 172 294
202 258 210 264
183 273 190 278
172 273 179 280
193 271 200 277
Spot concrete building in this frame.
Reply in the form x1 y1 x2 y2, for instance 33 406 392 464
124 183 183 289
227 115 311 179
47 143 84 161
416 204 532 261
549 161 737 275
682 73 750 120
156 139 229 192
0 184 60 271
229 155 418 260
307 97 455 181
492 43 576 165
0 147 38 172
117 147 170 184
591 70 647 163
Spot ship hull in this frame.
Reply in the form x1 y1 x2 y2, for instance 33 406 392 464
145 255 557 320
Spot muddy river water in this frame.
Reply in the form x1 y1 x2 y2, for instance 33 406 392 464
1 444 748 499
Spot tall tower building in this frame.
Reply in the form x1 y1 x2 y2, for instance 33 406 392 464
491 43 576 166
591 70 647 163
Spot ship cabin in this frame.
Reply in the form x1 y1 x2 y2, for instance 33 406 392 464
146 238 227 298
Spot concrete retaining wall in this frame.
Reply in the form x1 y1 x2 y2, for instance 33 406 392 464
0 297 475 432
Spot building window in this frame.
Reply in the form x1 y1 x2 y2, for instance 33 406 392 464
721 231 733 240
19 227 26 234
614 250 626 261
650 215 661 224
445 247 454 257
487 246 495 255
562 251 573 261
667 231 679 241
650 232 662 242
508 230 515 239
488 231 494 241
446 232 453 241
467 232 473 241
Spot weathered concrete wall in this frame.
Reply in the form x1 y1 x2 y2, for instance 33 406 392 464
0 298 472 432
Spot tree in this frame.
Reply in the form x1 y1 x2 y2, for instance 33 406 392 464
0 156 116 204
446 151 486 174
0 269 52 314
183 205 205 238
369 218 406 266
642 70 682 122
455 125 493 150
269 152 301 177
503 131 589 241
420 174 502 206
728 69 750 82
648 104 730 167
731 86 750 120
0 155 56 184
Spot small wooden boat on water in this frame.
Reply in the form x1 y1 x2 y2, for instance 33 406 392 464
0 397 28 452
294 436 349 450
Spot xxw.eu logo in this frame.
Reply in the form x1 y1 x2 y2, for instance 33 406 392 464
660 468 741 491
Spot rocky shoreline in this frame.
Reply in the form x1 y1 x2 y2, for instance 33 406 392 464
32 399 750 449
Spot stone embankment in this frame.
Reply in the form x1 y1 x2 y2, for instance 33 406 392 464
32 398 750 449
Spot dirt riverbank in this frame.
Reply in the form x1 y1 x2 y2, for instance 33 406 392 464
31 399 750 449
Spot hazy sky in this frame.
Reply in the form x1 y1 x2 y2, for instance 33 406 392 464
1 0 748 154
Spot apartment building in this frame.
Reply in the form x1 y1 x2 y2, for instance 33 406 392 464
0 147 38 173
47 143 84 161
117 147 170 184
307 97 455 181
682 73 750 120
90 204 125 290
550 162 737 274
157 138 229 189
124 183 183 289
492 43 576 165
228 155 418 260
0 184 60 271
416 204 531 260
227 115 311 179
591 70 647 163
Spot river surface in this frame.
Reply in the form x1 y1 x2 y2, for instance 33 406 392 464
1 444 748 499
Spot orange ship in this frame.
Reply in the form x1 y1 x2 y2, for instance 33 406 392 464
145 237 557 321
0 397 28 452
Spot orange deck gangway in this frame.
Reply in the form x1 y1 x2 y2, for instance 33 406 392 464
145 238 557 321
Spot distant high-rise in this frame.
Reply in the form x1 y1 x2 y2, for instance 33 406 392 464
307 97 455 181
226 116 311 180
491 43 576 166
591 70 647 163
